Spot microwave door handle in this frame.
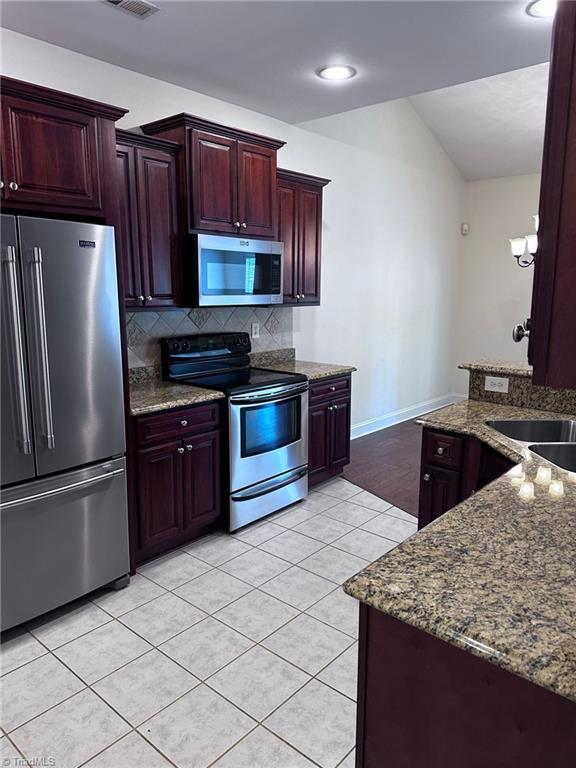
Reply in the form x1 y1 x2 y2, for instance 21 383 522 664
2 245 32 454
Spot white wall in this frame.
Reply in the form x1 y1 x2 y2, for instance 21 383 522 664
1 28 464 434
453 173 540 393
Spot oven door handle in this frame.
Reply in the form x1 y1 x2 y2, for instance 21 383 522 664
230 384 309 406
231 467 308 502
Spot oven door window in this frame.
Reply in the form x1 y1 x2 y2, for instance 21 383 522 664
201 248 281 297
241 397 301 458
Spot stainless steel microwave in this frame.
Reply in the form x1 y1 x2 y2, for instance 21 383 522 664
194 234 283 306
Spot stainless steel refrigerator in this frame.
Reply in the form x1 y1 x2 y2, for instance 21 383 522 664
1 215 130 631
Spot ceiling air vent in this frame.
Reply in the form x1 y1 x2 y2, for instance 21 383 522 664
103 0 160 20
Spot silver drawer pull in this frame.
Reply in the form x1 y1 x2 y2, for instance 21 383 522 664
180 420 188 427
436 446 445 456
2 246 32 454
177 447 185 454
186 444 193 451
1 469 124 509
31 247 55 450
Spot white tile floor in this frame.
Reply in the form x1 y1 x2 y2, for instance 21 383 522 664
0 478 417 768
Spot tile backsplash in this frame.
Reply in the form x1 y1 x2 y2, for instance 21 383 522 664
126 306 293 368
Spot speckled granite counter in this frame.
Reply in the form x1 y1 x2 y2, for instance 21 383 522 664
344 399 576 702
129 380 224 416
262 360 356 380
460 360 533 378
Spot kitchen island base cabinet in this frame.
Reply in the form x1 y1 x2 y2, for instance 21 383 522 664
130 403 222 565
419 427 515 529
308 375 352 487
356 604 576 768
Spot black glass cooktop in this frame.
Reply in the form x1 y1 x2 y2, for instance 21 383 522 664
172 367 307 396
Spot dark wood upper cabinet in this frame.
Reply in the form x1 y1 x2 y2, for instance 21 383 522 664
529 2 576 388
277 169 330 305
0 76 126 218
116 130 180 308
140 113 284 237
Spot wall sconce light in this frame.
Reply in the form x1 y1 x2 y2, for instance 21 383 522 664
509 215 538 268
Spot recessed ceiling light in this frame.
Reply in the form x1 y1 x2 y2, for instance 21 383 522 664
316 65 357 81
526 0 557 18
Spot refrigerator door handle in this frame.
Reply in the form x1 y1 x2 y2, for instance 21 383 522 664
0 468 125 510
30 247 55 450
2 245 32 455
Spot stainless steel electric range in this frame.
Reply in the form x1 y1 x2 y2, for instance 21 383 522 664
161 333 308 531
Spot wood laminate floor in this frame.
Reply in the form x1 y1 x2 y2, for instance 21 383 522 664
343 418 422 518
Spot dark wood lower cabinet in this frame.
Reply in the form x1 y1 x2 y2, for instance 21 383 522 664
418 427 515 529
356 604 576 768
130 404 222 565
308 375 352 487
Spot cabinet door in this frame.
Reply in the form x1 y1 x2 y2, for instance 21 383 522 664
309 401 331 483
237 141 276 237
191 129 237 233
137 440 183 552
135 146 180 307
277 179 299 303
1 95 102 210
182 430 221 534
330 396 352 474
418 465 460 530
298 185 322 304
528 2 576 389
116 144 143 307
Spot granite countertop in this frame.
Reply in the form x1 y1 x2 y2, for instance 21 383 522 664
344 399 576 703
262 360 357 380
129 380 225 416
460 360 533 378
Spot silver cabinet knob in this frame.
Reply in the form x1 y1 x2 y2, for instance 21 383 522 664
423 473 431 482
241 222 247 229
137 295 144 303
0 181 4 189
234 221 241 228
146 296 153 302
180 419 188 427
436 446 445 456
330 386 336 392
186 444 193 451
177 447 185 454
8 181 18 191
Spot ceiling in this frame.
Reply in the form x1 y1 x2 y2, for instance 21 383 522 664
1 1 553 124
410 62 549 180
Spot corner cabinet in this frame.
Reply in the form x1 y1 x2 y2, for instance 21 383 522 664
528 3 576 389
277 169 330 305
0 76 126 218
140 114 285 238
308 375 352 487
418 428 514 529
129 402 222 564
116 130 181 308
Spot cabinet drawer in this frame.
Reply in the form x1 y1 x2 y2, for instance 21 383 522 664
137 403 220 446
309 375 351 403
422 430 464 470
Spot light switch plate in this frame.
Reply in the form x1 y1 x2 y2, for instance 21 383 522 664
484 375 509 394
251 322 260 339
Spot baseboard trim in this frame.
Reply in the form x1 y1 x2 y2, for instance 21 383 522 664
351 393 467 440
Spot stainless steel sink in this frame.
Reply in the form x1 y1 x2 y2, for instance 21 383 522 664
528 443 576 472
486 419 576 443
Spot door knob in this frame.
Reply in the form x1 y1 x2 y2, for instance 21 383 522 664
177 447 185 454
8 181 18 191
512 319 530 343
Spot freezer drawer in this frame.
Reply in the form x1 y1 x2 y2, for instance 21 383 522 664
1 458 129 631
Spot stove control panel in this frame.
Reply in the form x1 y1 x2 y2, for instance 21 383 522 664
161 332 251 358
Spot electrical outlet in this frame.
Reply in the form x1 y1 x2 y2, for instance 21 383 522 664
251 322 260 339
484 376 509 394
